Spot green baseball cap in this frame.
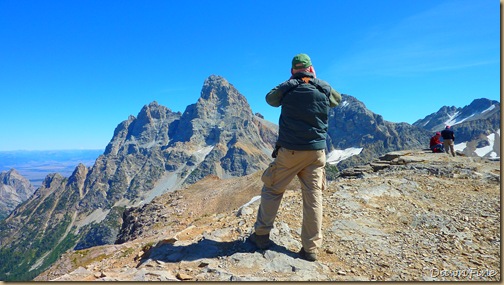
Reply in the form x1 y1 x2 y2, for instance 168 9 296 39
292 53 312 69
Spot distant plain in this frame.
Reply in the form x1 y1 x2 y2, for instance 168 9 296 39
0 150 103 188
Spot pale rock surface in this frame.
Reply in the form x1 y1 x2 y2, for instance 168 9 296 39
0 169 35 219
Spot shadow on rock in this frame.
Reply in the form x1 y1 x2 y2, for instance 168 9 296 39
137 236 298 267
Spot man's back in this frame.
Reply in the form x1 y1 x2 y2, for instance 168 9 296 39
252 53 342 262
441 128 454 140
276 73 332 150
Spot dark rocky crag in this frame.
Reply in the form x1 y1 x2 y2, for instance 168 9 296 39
327 94 432 169
413 98 500 133
0 75 276 281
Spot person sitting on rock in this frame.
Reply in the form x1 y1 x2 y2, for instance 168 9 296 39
429 132 444 153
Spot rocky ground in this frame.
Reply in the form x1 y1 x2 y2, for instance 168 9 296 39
34 150 501 281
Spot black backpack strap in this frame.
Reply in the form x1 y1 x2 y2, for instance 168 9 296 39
280 77 330 103
279 79 301 104
304 77 330 97
283 79 302 94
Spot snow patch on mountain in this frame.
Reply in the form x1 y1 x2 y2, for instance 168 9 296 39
455 129 500 160
474 133 497 158
444 112 473 126
327 147 363 165
443 110 478 127
482 105 496 113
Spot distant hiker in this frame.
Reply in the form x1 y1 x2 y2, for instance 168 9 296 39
249 53 341 262
441 125 456 157
429 132 444 153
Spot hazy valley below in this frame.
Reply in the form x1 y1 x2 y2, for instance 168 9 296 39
0 150 103 188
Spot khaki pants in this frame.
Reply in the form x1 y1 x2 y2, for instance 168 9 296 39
443 139 456 157
254 147 326 253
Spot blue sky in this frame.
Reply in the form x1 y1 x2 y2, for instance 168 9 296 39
0 0 500 151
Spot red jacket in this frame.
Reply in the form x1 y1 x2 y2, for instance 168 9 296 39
430 135 442 147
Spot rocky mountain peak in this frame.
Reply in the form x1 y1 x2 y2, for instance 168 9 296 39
129 101 179 144
195 75 252 120
454 98 499 124
68 163 89 199
0 75 277 281
135 101 179 125
170 75 258 148
0 169 35 219
327 94 431 168
104 115 137 155
104 102 182 156
40 173 65 189
413 98 500 132
464 98 499 113
2 169 24 186
200 75 232 100
201 75 232 96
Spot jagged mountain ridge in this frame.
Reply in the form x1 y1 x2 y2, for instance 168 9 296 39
413 98 500 158
413 98 499 132
0 169 35 220
0 75 276 281
327 94 432 169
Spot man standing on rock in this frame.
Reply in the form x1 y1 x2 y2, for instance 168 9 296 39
441 125 456 157
250 53 341 262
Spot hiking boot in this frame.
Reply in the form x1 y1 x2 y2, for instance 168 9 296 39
299 247 317 262
249 232 271 250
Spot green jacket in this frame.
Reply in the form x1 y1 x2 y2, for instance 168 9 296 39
266 72 342 150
